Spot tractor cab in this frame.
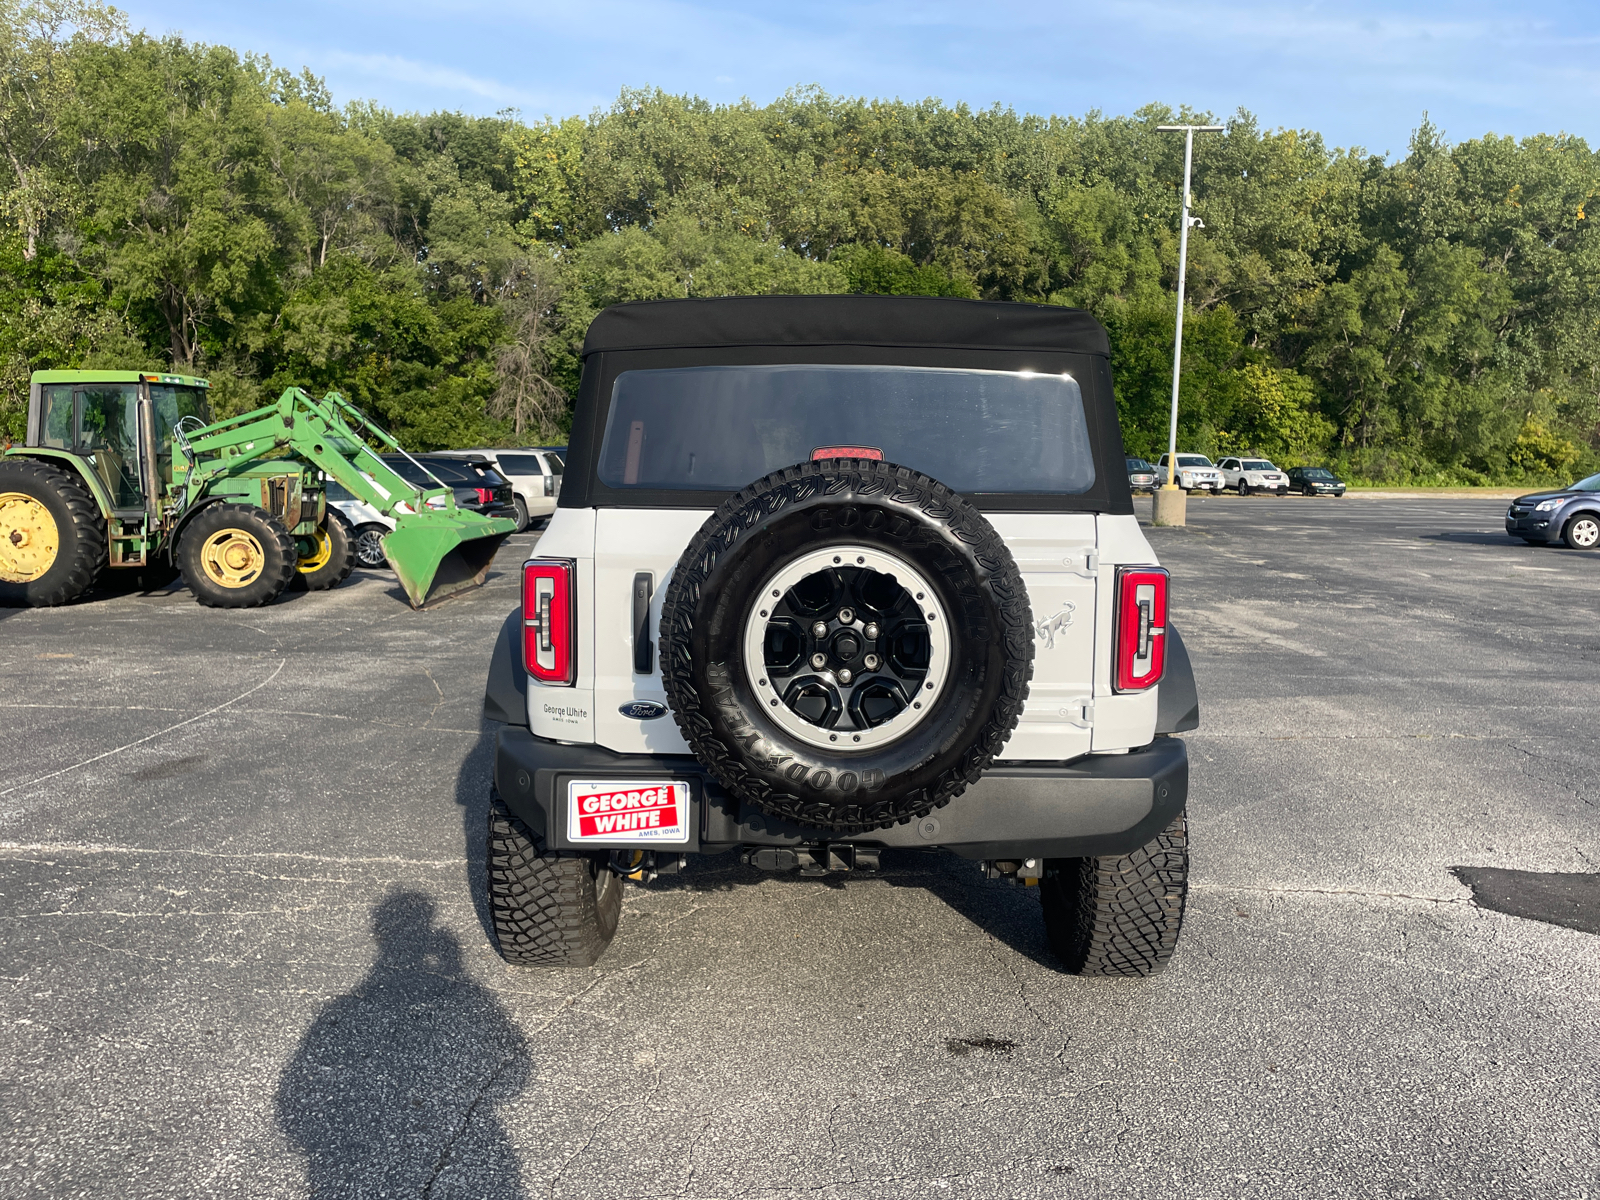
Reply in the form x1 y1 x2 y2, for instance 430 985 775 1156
28 370 212 515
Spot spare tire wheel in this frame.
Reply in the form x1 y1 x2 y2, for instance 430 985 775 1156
659 459 1034 834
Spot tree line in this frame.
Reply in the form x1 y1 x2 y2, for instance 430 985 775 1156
2 0 1597 484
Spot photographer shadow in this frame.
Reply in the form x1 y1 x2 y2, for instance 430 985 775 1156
277 890 532 1199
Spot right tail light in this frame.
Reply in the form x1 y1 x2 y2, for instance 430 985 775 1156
1114 567 1168 692
523 558 575 684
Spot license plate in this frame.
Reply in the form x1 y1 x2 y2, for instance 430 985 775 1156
566 779 690 844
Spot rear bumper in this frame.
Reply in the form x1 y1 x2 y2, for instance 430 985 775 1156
494 729 1188 861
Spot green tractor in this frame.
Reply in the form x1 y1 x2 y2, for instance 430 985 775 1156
0 370 516 610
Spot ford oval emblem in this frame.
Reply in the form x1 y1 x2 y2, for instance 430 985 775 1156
619 700 668 720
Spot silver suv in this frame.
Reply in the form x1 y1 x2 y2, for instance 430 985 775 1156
1156 453 1224 492
1217 456 1290 495
482 297 1200 976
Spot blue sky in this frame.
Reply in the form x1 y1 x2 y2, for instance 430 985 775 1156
123 1 1596 155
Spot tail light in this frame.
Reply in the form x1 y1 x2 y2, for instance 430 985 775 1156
543 475 554 496
475 487 494 505
523 558 575 684
1114 567 1168 692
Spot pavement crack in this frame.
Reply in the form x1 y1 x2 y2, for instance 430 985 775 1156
1192 883 1468 905
0 659 288 798
0 842 462 868
419 1045 521 1199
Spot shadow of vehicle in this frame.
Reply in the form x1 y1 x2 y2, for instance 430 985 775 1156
455 722 498 948
638 846 1059 969
276 890 532 1198
1423 531 1567 549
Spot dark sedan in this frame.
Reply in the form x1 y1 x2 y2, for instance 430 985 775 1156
1505 473 1600 549
379 454 517 521
1285 466 1346 496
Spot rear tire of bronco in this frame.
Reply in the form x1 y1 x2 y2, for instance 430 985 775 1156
659 458 1034 835
487 790 621 968
1039 809 1189 976
0 457 106 607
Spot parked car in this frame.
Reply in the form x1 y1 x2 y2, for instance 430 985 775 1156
432 447 564 531
381 454 515 520
328 456 515 570
1285 466 1347 497
1126 457 1157 492
482 294 1199 976
1156 453 1225 492
1505 473 1600 549
324 480 392 569
1218 456 1290 495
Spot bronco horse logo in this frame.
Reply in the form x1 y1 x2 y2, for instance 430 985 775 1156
1034 603 1076 649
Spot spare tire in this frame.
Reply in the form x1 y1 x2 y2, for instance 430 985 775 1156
659 459 1033 834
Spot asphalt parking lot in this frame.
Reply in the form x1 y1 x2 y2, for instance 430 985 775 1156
2 496 1598 1200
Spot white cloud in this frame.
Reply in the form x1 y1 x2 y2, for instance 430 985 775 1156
318 49 540 106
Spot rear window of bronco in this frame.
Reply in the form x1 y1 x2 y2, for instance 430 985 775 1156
596 364 1096 494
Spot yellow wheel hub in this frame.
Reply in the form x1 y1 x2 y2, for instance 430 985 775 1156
297 527 332 575
199 528 266 589
0 491 60 583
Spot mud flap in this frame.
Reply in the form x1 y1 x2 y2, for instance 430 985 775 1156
382 512 516 608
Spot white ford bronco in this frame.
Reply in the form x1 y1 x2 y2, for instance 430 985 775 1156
482 296 1199 974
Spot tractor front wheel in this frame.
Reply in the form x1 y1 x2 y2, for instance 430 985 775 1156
0 458 106 607
178 503 297 608
294 511 356 591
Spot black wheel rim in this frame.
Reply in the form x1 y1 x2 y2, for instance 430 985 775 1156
742 544 950 751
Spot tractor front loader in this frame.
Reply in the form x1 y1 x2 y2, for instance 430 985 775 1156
1 371 515 610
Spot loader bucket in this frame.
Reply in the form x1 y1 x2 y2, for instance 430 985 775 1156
382 511 517 609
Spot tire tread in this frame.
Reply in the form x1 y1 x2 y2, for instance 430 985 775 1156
486 792 620 968
0 457 106 606
1041 810 1189 977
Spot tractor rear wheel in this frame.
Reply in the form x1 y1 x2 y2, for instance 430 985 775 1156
178 503 297 608
294 510 356 591
0 458 106 607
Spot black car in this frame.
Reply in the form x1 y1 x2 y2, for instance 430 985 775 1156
1285 466 1346 496
379 454 516 520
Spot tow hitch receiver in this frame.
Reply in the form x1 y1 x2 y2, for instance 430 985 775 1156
741 845 881 875
982 858 1047 885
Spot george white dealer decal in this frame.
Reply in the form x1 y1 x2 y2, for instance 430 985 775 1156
1033 603 1076 649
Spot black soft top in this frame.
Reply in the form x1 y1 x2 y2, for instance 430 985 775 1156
581 295 1110 358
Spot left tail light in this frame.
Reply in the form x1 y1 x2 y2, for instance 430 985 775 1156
523 558 575 684
543 475 554 496
475 487 494 505
1114 567 1168 692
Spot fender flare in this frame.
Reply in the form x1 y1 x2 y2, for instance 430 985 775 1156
483 607 528 726
1156 623 1200 733
2 448 114 517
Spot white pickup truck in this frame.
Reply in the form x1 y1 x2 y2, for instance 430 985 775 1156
482 296 1199 976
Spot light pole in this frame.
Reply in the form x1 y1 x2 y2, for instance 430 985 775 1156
1152 123 1223 527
